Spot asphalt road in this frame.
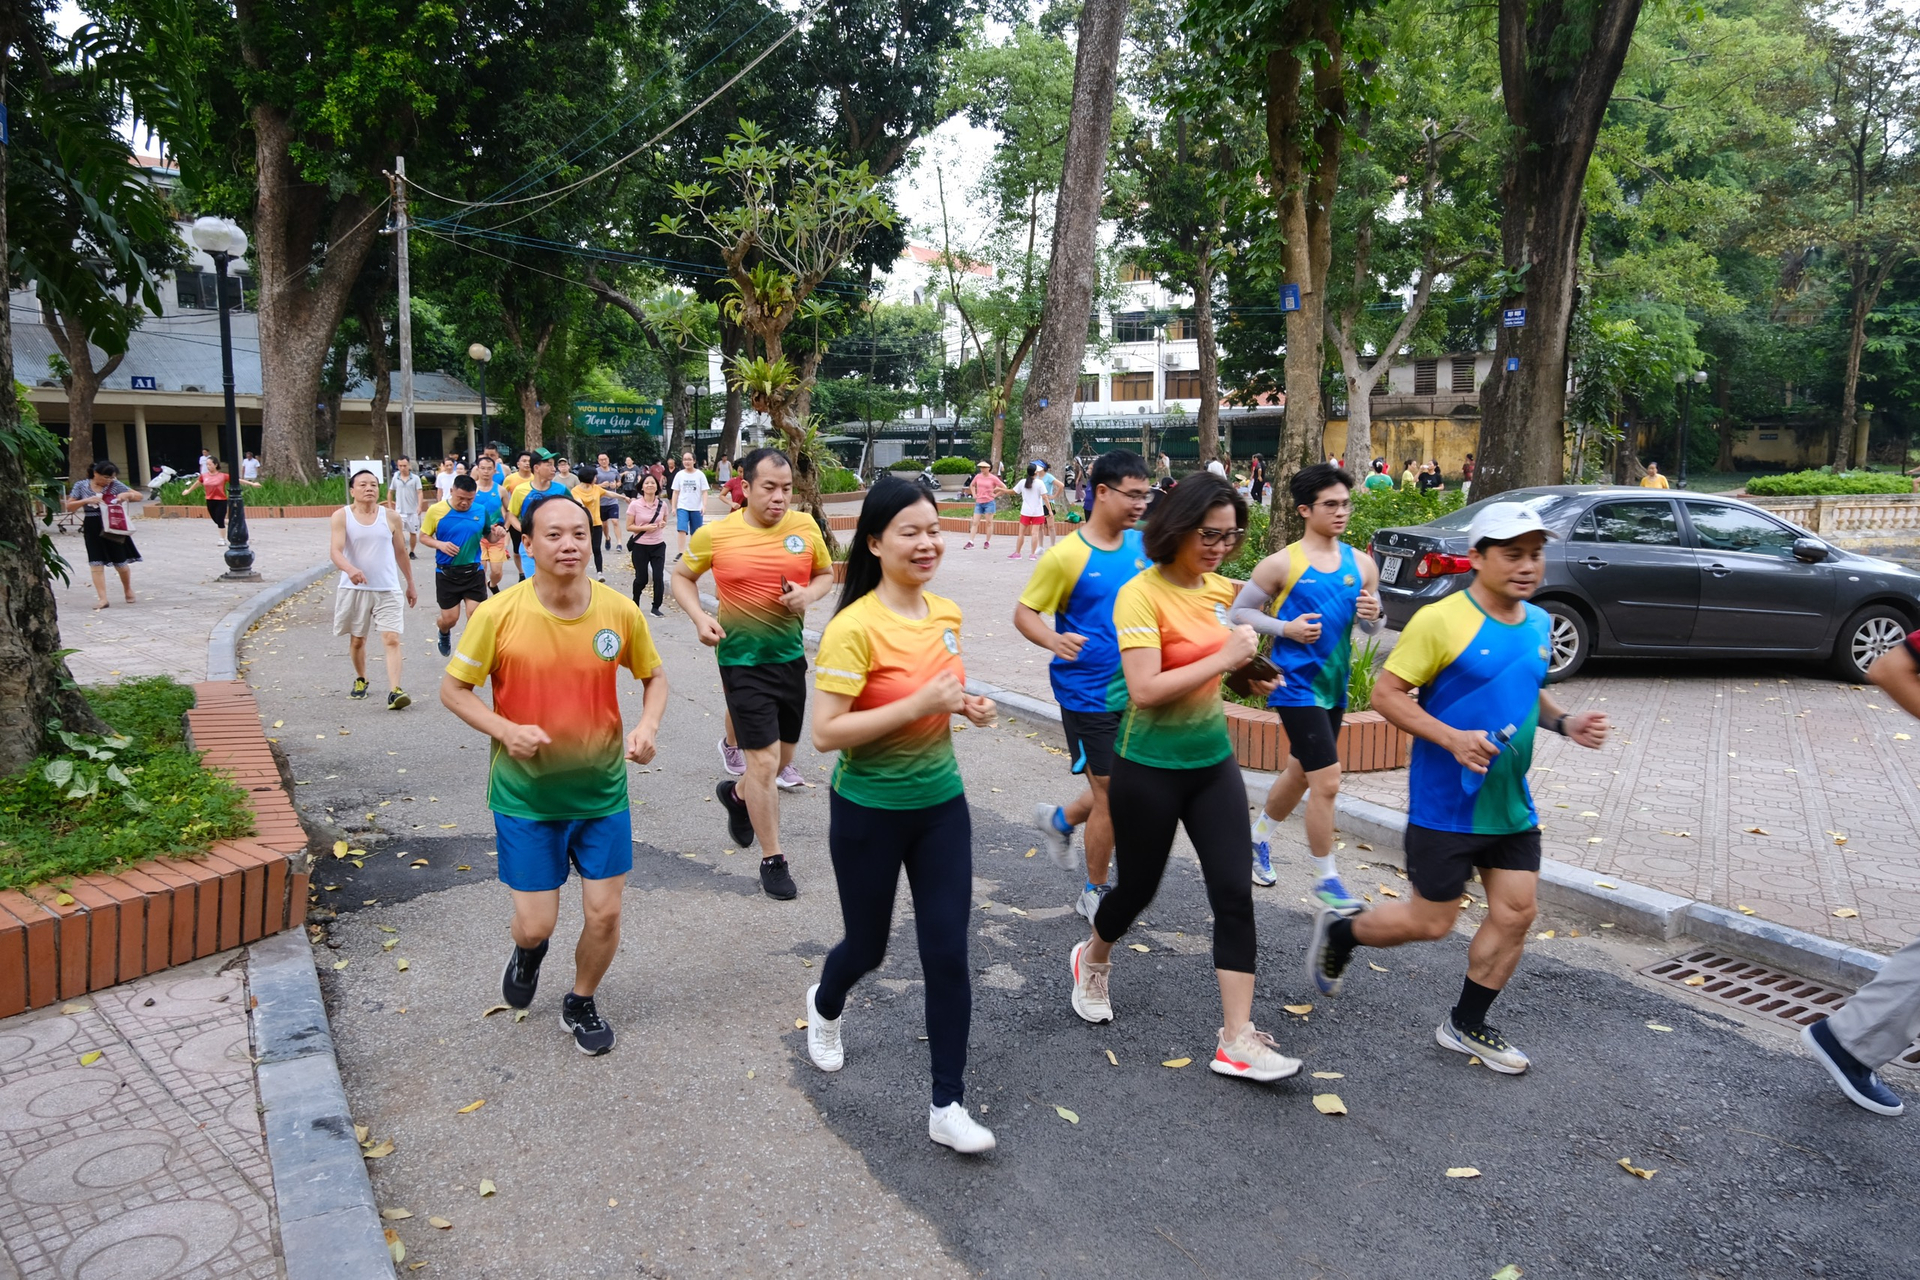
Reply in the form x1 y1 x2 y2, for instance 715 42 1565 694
241 567 1920 1280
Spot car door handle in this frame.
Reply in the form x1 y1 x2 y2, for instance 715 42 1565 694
1578 556 1608 569
1706 562 1732 577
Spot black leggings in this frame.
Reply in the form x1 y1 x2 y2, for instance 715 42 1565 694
207 499 228 531
588 529 604 574
815 790 972 1107
629 540 666 609
1093 754 1258 974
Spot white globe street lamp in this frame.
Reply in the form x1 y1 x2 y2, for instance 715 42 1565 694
189 216 257 578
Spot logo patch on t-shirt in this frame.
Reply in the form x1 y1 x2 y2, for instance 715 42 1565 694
1214 603 1231 626
1342 573 1356 586
942 628 960 655
592 628 622 661
783 534 806 554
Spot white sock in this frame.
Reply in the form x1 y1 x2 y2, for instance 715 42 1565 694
1251 811 1276 842
1311 853 1338 880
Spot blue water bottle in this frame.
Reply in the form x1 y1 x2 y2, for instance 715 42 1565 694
1461 723 1517 796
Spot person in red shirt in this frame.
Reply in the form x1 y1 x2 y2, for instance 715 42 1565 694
724 471 747 510
962 460 1007 550
180 456 261 543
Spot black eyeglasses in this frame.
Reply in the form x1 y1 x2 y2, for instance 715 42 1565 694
1196 527 1247 547
1112 487 1152 503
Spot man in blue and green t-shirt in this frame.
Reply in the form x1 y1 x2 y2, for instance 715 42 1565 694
420 474 495 658
1306 501 1610 1076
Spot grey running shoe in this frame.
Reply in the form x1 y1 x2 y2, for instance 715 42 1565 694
1074 883 1111 923
1033 803 1074 870
1436 1015 1530 1074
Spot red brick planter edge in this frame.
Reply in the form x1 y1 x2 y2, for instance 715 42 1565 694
1224 703 1410 776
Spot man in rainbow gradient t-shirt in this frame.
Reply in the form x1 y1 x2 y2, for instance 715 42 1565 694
442 490 669 1056
671 447 834 901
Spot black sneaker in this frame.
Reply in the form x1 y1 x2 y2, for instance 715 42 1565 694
759 854 797 901
1804 1018 1905 1115
501 939 548 1009
561 992 615 1055
438 629 452 657
717 780 755 848
350 676 370 700
387 688 411 711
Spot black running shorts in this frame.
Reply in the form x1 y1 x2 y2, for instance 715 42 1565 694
1060 708 1120 777
1404 825 1542 903
1276 704 1345 774
719 657 807 750
435 564 489 610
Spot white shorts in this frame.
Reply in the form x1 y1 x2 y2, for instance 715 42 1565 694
333 587 406 638
399 512 421 534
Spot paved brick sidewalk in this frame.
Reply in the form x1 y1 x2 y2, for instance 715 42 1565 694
0 952 278 1279
52 514 331 684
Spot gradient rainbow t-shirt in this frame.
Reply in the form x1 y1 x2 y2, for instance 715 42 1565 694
814 591 965 810
682 509 830 666
445 579 662 820
1114 567 1238 769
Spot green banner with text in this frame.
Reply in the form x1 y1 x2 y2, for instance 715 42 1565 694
574 402 664 436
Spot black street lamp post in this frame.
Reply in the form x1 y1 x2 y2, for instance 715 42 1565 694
192 217 257 579
1674 368 1708 490
468 343 492 455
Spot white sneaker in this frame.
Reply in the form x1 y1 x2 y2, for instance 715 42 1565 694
1033 803 1074 870
1209 1023 1302 1082
804 984 843 1071
928 1102 996 1154
1074 883 1109 923
1069 940 1113 1024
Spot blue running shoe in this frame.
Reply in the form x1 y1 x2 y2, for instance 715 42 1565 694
1314 875 1366 912
1252 839 1277 887
1803 1019 1905 1116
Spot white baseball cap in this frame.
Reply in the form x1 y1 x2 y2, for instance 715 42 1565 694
1466 501 1559 548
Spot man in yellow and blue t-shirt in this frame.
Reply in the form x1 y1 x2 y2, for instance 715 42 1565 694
1014 449 1151 921
1305 501 1611 1077
670 447 833 901
441 489 668 1056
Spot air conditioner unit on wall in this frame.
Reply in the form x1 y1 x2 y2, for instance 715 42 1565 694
181 384 206 392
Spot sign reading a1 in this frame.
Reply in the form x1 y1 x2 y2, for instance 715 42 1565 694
1279 284 1302 313
130 376 157 391
1501 307 1527 327
573 401 665 436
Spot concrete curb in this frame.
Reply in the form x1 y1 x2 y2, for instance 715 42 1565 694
249 929 396 1280
957 672 1892 989
208 562 333 681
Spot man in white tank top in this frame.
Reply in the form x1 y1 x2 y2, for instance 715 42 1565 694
330 468 418 708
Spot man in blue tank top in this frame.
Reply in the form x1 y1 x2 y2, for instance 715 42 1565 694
1015 450 1152 921
1230 462 1382 907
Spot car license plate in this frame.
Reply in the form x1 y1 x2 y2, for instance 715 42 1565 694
1381 554 1403 584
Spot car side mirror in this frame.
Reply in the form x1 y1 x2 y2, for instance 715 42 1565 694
1793 537 1829 563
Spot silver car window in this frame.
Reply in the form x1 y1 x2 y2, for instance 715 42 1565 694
1686 502 1798 559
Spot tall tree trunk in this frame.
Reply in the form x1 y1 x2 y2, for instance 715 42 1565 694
1835 252 1897 472
718 317 744 461
518 381 547 451
48 311 124 480
0 27 106 772
1714 365 1735 472
1193 251 1221 466
1473 0 1643 500
357 299 389 461
1265 0 1346 546
500 313 555 451
1017 0 1130 467
243 98 380 483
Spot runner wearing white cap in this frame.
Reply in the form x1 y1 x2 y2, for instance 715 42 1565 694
1305 501 1611 1074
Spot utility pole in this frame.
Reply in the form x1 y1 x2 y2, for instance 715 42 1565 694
395 156 417 463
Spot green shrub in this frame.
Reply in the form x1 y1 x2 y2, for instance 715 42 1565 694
888 458 924 471
156 476 348 507
1744 469 1912 497
0 677 254 892
819 465 860 494
930 455 976 475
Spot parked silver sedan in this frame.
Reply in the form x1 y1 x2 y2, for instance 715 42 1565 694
1371 486 1920 681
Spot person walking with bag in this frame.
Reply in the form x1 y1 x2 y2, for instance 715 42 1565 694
625 472 670 616
66 460 145 609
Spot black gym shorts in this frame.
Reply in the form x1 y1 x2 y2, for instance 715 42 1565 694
435 565 489 610
1060 708 1120 777
720 657 808 751
1404 825 1542 903
1276 704 1345 774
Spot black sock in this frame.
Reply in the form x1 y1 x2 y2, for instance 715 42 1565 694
1326 915 1358 957
516 938 548 966
1452 977 1500 1031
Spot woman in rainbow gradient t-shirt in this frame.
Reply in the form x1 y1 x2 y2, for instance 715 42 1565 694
1067 473 1306 1085
804 479 1000 1155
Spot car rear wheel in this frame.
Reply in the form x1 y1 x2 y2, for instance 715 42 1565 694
1539 600 1590 683
1829 604 1910 682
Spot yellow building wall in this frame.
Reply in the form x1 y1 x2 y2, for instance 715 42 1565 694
1321 415 1483 475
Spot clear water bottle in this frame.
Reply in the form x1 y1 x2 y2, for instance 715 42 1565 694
1461 724 1517 796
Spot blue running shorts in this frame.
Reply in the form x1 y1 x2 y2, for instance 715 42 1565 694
494 809 634 891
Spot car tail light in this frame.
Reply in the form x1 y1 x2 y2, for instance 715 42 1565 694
1414 552 1473 578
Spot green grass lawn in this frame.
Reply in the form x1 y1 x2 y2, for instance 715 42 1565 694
0 678 254 892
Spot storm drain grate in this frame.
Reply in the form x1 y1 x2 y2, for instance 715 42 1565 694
1640 947 1920 1071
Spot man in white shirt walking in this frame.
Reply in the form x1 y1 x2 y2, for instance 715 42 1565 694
241 452 261 482
387 455 424 559
671 450 709 559
330 468 417 709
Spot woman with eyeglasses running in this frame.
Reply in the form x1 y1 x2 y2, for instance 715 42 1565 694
805 478 1001 1153
1067 472 1304 1083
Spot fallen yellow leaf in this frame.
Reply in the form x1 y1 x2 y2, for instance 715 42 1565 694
1445 1167 1481 1179
1684 974 1707 986
333 840 349 859
382 939 398 951
1054 1105 1080 1124
61 1001 91 1014
456 1099 485 1114
273 720 284 728
1310 1071 1344 1079
1105 1049 1118 1066
333 959 350 971
381 1208 413 1220
364 1140 395 1159
439 823 457 830
1128 943 1151 952
1594 880 1618 888
1380 888 1401 899
608 1198 618 1207
481 1004 512 1018
1282 1003 1313 1015
1833 907 1859 919
1491 1267 1523 1280
354 1124 370 1144
1025 848 1037 858
1008 907 1028 917
513 1010 527 1023
478 1179 496 1196
55 892 75 906
1161 1058 1192 1069
396 958 410 971
1534 930 1555 940
1645 1022 1673 1032
795 1018 808 1029
1746 827 1769 835
385 1228 405 1264
1738 904 1757 915
411 858 429 867
1368 962 1388 972
1617 1157 1657 1179
1312 1093 1347 1116
1897 733 1912 741
428 1216 453 1230
78 1050 102 1066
